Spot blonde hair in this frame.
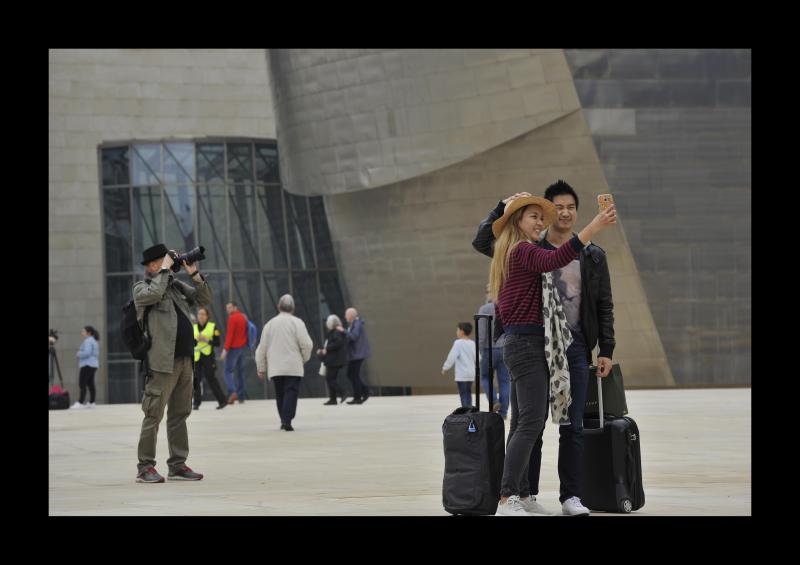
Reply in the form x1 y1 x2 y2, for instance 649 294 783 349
488 206 535 302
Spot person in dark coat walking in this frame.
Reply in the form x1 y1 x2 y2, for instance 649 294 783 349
318 314 349 405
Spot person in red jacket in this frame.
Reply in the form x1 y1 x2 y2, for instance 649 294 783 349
221 301 248 404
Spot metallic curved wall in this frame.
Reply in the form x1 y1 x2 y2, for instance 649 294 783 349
268 49 674 390
268 49 580 196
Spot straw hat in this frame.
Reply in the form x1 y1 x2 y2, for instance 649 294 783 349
491 196 558 238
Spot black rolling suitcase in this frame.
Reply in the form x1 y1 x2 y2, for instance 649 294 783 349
580 375 645 513
442 314 505 516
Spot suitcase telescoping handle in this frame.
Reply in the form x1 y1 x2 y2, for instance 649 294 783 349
473 314 493 413
597 375 604 428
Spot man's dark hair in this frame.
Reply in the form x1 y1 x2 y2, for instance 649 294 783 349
458 322 473 336
544 179 579 209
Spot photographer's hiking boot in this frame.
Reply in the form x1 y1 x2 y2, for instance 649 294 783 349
136 466 165 483
168 466 204 481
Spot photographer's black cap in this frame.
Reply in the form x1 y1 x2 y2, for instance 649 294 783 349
141 243 169 265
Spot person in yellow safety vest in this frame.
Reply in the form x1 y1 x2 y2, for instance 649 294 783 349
193 307 228 410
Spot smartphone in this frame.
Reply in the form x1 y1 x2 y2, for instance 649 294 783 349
598 193 614 212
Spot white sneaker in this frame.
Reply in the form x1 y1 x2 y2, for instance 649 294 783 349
562 496 590 516
87 402 96 408
520 496 554 515
495 495 528 516
70 402 84 409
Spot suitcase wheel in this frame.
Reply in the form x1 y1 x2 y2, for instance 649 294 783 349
619 498 633 513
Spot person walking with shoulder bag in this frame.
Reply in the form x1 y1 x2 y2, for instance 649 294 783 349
318 315 348 405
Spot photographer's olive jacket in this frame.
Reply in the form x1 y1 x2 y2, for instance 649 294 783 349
133 269 213 374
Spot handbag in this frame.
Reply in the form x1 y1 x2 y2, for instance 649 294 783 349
584 362 628 418
318 339 328 377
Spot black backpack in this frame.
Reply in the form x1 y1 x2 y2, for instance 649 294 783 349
120 300 153 360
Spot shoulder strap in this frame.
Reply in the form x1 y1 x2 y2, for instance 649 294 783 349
142 304 153 333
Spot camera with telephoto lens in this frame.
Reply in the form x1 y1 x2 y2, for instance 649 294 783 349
168 246 206 272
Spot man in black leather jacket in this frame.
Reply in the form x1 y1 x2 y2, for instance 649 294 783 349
471 180 616 516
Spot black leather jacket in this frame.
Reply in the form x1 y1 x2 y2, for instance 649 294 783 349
472 201 615 363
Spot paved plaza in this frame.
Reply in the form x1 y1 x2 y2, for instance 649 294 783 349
49 388 751 516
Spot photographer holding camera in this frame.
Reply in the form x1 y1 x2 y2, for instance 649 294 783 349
133 243 212 483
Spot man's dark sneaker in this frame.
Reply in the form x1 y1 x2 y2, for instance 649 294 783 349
283 424 294 431
216 403 226 410
347 398 363 404
238 398 245 404
136 466 165 483
361 392 369 403
193 405 199 410
168 465 204 481
323 399 337 405
340 396 347 404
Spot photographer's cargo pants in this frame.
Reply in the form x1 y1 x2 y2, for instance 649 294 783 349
137 356 194 474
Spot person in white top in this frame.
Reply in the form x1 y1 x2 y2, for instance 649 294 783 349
256 294 314 431
441 322 477 408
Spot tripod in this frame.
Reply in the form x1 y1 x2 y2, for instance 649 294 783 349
49 343 64 389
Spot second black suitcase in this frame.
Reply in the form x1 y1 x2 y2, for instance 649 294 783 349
580 376 645 513
442 313 505 516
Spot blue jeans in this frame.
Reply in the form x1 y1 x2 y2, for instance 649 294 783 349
480 347 510 417
456 381 473 407
526 331 590 502
223 346 247 399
